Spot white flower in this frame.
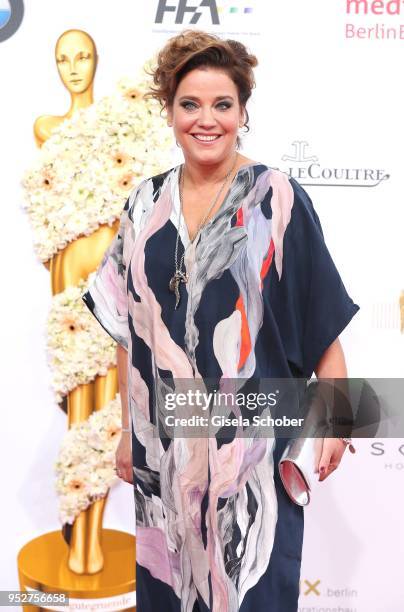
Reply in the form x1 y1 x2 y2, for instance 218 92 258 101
46 274 118 402
55 394 123 524
22 64 173 263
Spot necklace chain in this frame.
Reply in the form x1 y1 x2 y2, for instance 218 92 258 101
174 153 238 280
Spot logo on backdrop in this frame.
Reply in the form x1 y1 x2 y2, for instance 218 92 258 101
346 0 403 14
277 141 389 188
155 0 220 24
370 441 404 471
0 0 24 42
345 0 404 40
299 578 358 603
154 0 254 25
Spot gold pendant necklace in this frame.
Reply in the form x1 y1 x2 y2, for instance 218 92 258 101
169 154 238 309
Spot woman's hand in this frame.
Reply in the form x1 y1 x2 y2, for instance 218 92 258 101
317 437 347 482
116 345 132 483
115 432 133 484
313 338 353 482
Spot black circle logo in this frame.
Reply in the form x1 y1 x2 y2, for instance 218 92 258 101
0 0 24 43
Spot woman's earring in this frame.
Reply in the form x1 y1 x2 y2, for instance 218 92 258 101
238 123 247 135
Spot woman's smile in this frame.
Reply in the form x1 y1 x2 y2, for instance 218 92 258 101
190 133 222 144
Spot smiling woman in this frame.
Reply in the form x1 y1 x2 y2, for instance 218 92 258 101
145 29 257 153
142 30 259 244
166 67 247 180
82 27 359 612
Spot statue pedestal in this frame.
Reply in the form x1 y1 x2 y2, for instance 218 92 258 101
17 529 136 611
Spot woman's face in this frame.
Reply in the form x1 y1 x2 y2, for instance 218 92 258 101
167 67 244 166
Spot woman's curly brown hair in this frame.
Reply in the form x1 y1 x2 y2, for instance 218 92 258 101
143 29 258 149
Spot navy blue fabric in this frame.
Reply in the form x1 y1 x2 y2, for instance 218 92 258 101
265 178 359 378
135 437 303 612
240 437 304 612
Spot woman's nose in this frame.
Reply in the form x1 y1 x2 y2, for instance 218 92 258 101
197 107 217 127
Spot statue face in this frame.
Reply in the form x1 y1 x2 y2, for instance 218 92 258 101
55 30 97 94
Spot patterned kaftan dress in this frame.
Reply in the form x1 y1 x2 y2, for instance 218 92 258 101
82 162 359 612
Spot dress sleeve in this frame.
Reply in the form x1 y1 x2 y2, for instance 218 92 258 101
267 177 360 377
81 180 144 350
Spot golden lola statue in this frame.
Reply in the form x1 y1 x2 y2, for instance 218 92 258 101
34 30 119 575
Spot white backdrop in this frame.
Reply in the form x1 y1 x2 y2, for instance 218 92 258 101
0 1 403 611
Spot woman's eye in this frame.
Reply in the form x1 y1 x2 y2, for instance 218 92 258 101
181 102 197 110
180 101 232 110
217 102 231 110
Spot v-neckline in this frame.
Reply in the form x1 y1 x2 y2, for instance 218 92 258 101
174 160 259 245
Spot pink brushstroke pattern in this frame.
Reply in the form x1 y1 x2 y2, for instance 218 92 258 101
268 169 294 280
127 175 211 607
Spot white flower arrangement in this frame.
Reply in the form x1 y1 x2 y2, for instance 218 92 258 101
46 273 117 403
24 62 172 522
55 393 123 524
22 67 173 262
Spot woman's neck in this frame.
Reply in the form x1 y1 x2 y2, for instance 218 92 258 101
182 152 243 188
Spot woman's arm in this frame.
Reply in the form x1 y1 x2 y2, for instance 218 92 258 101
115 344 133 483
117 344 130 429
314 337 347 378
314 338 352 481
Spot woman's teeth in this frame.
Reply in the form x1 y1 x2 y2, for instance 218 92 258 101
192 134 221 141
